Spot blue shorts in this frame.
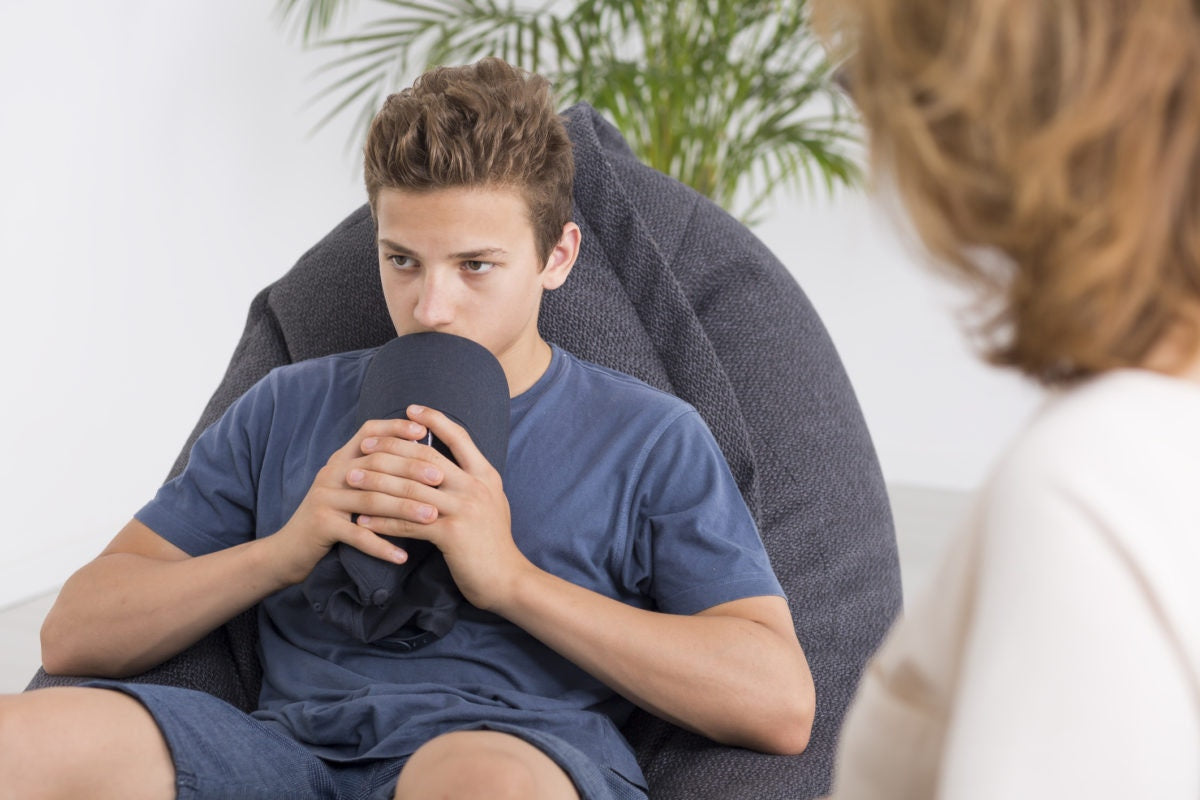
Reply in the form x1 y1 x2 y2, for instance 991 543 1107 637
85 681 646 800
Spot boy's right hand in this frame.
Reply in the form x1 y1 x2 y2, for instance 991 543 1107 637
266 418 448 586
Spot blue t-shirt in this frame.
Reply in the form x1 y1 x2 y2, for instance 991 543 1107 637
137 345 783 788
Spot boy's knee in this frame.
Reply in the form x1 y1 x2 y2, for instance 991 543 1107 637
0 693 54 794
0 688 176 800
394 732 542 800
0 693 39 760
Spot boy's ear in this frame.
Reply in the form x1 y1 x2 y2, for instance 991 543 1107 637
540 222 581 291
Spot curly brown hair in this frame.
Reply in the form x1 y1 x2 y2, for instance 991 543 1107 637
816 0 1200 384
363 58 574 265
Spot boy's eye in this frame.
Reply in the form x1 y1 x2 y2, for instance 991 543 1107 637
388 254 416 269
463 261 497 274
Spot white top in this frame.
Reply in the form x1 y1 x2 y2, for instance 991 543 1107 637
830 370 1200 798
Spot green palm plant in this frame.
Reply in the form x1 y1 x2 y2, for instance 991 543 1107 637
276 0 859 223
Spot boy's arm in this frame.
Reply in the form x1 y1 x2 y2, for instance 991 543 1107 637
354 405 816 755
498 574 814 755
41 418 438 678
41 519 293 678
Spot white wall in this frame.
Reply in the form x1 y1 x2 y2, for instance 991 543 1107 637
0 3 1042 608
0 2 367 606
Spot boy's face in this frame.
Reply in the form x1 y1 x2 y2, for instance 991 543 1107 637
375 185 578 393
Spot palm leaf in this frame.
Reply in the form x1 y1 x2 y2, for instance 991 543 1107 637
275 0 861 220
275 0 356 43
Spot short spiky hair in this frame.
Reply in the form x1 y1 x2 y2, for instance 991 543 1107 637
363 58 574 264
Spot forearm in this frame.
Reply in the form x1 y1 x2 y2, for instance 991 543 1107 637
497 565 814 754
40 423 427 681
41 535 290 678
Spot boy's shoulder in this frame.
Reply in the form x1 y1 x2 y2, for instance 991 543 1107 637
226 348 379 423
554 347 693 413
260 347 379 391
538 347 703 445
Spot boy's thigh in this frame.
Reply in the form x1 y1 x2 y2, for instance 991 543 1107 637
393 729 580 800
0 686 175 800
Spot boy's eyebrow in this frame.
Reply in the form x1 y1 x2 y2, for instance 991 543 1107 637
377 237 412 253
377 238 508 260
451 247 508 261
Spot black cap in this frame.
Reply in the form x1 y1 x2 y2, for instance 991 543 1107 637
357 332 510 475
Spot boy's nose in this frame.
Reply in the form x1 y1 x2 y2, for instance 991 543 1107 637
412 274 456 328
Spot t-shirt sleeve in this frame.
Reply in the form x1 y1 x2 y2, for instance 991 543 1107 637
627 409 784 615
134 375 276 557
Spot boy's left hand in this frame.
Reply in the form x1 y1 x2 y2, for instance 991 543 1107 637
350 404 534 612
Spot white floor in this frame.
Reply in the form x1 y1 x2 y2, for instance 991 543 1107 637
0 483 973 694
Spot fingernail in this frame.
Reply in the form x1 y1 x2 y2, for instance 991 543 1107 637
391 549 408 564
408 405 425 415
357 515 372 526
363 437 378 450
348 469 364 484
423 467 440 482
418 505 435 521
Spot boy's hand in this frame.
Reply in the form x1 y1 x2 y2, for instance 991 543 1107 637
353 404 533 612
267 418 446 586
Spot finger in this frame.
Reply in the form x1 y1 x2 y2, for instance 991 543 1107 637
321 483 436 527
358 418 429 446
349 450 445 488
329 419 428 465
358 438 450 481
406 405 492 475
355 513 441 544
341 481 440 525
329 515 410 564
345 466 442 512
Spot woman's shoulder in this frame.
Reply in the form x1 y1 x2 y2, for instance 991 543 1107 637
978 370 1200 664
990 369 1200 498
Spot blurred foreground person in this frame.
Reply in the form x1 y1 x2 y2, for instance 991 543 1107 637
816 1 1200 797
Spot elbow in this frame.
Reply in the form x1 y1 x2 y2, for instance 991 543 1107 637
744 669 815 756
758 687 815 756
40 638 140 680
767 717 813 757
39 608 90 677
39 613 74 677
39 608 119 678
40 636 129 679
37 578 93 677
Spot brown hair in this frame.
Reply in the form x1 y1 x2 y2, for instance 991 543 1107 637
816 0 1200 383
363 57 574 264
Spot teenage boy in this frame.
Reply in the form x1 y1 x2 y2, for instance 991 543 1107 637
0 58 813 800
